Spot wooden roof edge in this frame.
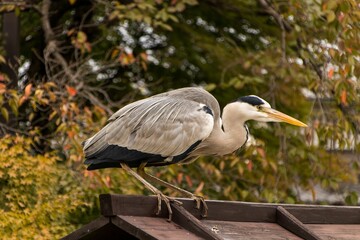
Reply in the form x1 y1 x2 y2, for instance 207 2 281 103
100 194 360 224
100 193 360 210
61 216 109 240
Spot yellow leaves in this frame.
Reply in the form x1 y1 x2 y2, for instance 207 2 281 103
219 160 225 171
111 48 120 60
324 0 338 11
76 31 87 44
119 52 135 66
205 83 217 92
0 55 6 64
68 0 76 5
0 134 92 239
48 110 57 121
322 0 337 23
107 0 195 31
69 30 92 54
326 10 336 23
1 107 9 122
0 4 17 13
8 97 18 117
113 49 148 70
109 10 121 21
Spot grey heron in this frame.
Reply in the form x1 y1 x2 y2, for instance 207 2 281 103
83 87 307 221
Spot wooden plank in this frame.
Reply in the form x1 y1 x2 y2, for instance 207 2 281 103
99 194 278 222
203 200 277 222
276 206 322 240
100 194 168 218
171 202 222 240
286 206 360 224
306 224 360 240
202 220 303 240
118 215 204 240
100 194 360 224
101 194 221 239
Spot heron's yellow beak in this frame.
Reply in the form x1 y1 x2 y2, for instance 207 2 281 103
262 108 308 127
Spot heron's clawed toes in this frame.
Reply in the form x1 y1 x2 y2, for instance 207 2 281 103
154 192 184 221
154 191 173 221
191 195 208 218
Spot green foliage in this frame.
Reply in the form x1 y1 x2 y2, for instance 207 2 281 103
0 135 99 239
0 0 359 238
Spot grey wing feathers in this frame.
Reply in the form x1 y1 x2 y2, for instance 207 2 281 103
83 87 217 159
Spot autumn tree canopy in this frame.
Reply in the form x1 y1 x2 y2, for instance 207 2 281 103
0 0 359 238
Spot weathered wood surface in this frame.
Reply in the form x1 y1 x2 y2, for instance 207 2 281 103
171 202 222 240
202 220 303 240
100 194 360 223
64 194 360 240
112 215 201 240
306 224 360 240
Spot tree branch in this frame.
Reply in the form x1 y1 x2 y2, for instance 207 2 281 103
41 0 77 83
257 0 292 32
258 0 292 63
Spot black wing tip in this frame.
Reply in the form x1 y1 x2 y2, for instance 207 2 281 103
86 161 122 170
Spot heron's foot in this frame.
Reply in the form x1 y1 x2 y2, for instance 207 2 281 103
154 191 183 222
191 195 208 218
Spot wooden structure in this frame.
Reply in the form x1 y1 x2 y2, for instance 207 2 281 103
63 194 360 239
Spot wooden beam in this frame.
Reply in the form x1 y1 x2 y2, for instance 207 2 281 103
100 194 360 224
100 194 169 218
285 205 360 224
276 206 322 240
171 203 222 240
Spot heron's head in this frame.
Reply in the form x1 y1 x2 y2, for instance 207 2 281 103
228 95 307 127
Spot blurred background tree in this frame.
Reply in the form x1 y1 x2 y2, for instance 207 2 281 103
0 0 359 238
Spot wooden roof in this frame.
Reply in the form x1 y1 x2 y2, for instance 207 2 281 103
63 194 360 240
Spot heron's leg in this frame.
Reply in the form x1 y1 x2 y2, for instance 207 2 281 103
137 163 208 217
120 163 176 221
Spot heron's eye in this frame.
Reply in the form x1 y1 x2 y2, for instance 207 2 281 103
256 105 262 110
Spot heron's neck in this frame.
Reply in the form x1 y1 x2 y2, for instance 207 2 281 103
217 104 249 155
193 104 248 156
